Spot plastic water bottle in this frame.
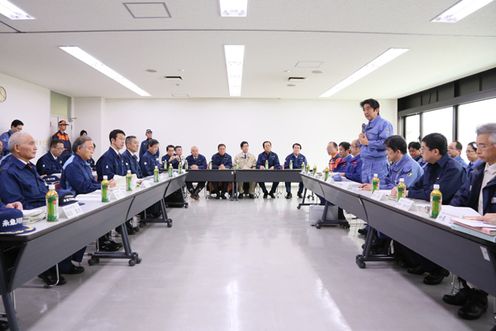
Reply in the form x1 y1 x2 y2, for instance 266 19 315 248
430 184 442 218
101 175 110 202
126 170 133 191
46 184 59 222
396 178 406 201
154 166 159 182
371 173 380 192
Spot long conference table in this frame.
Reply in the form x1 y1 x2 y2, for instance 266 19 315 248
0 173 187 331
185 168 303 200
301 173 496 299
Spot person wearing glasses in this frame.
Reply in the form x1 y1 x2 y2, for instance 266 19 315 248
51 119 72 162
36 139 65 177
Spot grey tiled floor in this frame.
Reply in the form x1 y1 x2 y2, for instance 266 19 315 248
13 197 495 330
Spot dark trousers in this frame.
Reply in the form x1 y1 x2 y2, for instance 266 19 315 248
210 182 230 195
187 181 206 194
58 247 86 273
259 182 279 194
394 243 445 273
285 182 303 194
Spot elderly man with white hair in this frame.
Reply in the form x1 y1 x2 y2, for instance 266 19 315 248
0 132 86 286
445 123 496 321
185 146 208 200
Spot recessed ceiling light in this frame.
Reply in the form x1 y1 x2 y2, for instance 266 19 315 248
219 0 247 17
312 70 323 74
59 46 150 97
319 48 408 98
287 84 296 87
224 45 245 97
0 0 34 20
432 0 494 23
145 69 157 73
295 61 323 68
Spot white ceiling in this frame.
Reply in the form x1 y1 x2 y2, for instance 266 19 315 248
0 0 495 99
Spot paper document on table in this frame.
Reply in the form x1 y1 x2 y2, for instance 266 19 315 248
76 191 102 201
452 217 496 229
440 205 481 218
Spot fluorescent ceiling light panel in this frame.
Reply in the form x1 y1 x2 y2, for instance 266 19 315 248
220 0 247 17
319 48 409 98
224 45 245 97
59 46 150 97
0 0 34 20
432 0 494 23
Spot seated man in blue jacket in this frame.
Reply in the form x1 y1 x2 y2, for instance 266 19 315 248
36 139 65 177
396 133 466 285
0 132 85 286
95 129 127 251
211 144 233 199
284 143 307 199
185 146 207 200
443 123 496 321
96 129 126 181
343 140 362 182
122 135 143 179
361 135 423 252
334 142 353 173
140 139 162 177
257 141 281 199
362 135 423 191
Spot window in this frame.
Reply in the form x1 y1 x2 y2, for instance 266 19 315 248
404 114 420 143
422 107 453 141
458 98 496 151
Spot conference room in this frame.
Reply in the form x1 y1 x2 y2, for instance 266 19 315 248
1 1 496 330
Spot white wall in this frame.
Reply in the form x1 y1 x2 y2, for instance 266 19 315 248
73 97 105 157
0 72 51 159
92 98 397 168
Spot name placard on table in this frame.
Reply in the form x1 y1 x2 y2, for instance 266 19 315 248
60 203 83 219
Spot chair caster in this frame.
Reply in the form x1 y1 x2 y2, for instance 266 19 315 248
167 219 173 228
315 222 322 229
128 259 136 266
88 256 100 266
356 255 366 269
297 205 301 210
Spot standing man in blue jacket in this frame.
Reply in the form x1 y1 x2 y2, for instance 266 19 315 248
358 99 394 183
257 141 281 199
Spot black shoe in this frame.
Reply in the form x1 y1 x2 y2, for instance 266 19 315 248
269 193 276 199
38 270 66 286
220 193 228 200
285 193 292 199
297 192 303 199
407 265 426 275
443 288 470 306
248 194 255 199
263 193 268 199
458 290 488 320
238 194 244 199
423 269 449 285
358 227 368 236
99 240 122 252
61 265 85 275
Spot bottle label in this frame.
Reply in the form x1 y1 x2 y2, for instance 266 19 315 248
46 194 58 222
